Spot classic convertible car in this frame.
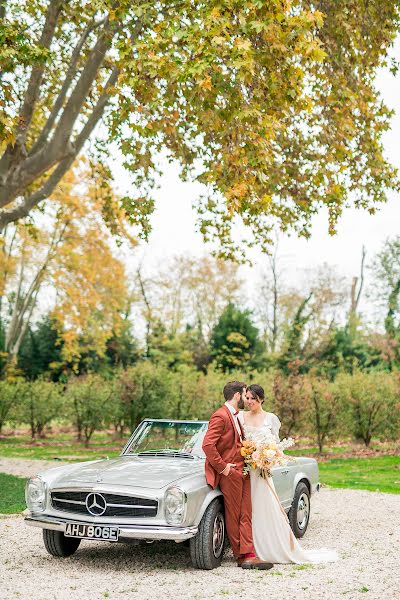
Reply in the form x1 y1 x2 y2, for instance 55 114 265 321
25 419 320 569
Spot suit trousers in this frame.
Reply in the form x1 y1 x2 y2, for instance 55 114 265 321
218 468 254 557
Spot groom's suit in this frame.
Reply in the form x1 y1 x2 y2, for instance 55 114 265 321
202 405 254 558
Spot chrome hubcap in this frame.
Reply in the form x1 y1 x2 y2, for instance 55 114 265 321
212 513 225 558
297 493 310 530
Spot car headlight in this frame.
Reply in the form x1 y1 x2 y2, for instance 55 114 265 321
25 476 46 512
164 486 186 525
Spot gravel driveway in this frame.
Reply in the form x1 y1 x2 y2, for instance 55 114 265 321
0 459 398 600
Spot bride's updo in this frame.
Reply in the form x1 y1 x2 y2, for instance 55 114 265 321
247 384 265 404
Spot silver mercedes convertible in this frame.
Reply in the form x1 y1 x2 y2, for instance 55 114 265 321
25 419 320 569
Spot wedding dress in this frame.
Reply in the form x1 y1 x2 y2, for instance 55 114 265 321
238 411 338 564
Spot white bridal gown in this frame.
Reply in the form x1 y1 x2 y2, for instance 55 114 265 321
238 411 338 564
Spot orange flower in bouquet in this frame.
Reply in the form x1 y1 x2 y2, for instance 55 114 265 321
241 433 296 479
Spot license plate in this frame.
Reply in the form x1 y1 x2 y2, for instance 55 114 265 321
64 523 119 541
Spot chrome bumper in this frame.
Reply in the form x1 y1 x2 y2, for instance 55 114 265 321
312 482 321 494
25 514 198 542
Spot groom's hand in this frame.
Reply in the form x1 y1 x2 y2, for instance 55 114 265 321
221 463 236 476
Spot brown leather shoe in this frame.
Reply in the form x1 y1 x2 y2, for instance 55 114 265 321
241 556 273 570
237 556 245 567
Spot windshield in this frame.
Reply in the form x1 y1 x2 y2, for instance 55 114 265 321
124 421 208 458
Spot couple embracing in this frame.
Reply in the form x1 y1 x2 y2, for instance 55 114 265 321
202 381 338 568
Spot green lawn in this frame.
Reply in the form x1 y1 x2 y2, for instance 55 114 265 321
319 456 400 494
0 473 27 514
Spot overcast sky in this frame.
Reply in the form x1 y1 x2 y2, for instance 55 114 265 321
111 44 400 317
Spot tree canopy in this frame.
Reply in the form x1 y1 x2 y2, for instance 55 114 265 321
1 1 399 257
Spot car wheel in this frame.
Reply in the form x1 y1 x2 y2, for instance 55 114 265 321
190 498 225 570
43 529 81 557
288 482 310 539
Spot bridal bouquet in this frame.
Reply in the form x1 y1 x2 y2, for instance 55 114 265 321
240 433 296 479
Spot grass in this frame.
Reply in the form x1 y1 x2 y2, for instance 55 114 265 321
286 445 353 456
0 473 26 514
319 455 400 494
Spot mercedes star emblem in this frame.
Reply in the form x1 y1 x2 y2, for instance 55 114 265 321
86 492 107 516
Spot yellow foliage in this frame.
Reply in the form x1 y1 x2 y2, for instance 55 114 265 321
1 159 133 365
198 76 212 91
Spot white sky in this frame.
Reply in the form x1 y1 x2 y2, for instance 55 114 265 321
111 46 400 316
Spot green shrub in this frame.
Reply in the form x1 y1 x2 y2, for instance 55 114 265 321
65 375 114 446
303 376 343 453
115 363 172 433
271 370 308 438
335 371 399 446
0 380 24 433
18 379 63 439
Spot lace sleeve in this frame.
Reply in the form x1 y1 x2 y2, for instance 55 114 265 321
269 413 281 442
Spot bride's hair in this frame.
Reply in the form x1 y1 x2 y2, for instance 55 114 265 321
247 384 265 404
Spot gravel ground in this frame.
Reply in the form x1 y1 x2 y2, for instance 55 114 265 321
0 459 399 600
0 457 70 478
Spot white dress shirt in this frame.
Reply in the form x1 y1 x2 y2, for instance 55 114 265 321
225 402 243 440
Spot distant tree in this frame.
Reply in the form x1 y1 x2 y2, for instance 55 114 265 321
370 237 400 369
210 303 263 372
314 326 383 379
147 320 194 370
336 371 399 446
278 294 313 374
304 376 341 454
0 163 130 368
65 374 114 446
258 243 282 354
105 323 140 370
182 324 211 373
115 363 171 432
272 366 307 438
17 317 63 380
135 256 242 357
348 246 366 336
0 379 23 433
19 379 63 439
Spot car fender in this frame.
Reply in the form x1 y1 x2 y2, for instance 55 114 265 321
194 488 224 526
291 471 312 502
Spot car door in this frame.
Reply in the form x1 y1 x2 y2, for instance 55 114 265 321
272 464 294 509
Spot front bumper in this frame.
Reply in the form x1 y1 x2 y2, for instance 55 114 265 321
25 514 198 542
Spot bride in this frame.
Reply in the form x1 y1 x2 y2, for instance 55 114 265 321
238 384 338 564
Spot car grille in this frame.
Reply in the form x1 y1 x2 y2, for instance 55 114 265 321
51 491 158 518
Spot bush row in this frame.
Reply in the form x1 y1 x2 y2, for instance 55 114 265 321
0 365 399 450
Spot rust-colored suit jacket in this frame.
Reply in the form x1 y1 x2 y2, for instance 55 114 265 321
202 405 245 489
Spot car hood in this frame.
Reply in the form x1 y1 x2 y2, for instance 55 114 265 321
52 455 204 490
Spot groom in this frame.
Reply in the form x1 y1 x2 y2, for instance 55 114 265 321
202 381 272 569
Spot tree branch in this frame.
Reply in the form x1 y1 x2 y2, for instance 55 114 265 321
0 0 64 180
29 15 108 155
0 0 6 20
0 18 118 207
355 245 366 308
48 17 115 156
0 65 119 231
0 18 142 227
5 255 25 351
